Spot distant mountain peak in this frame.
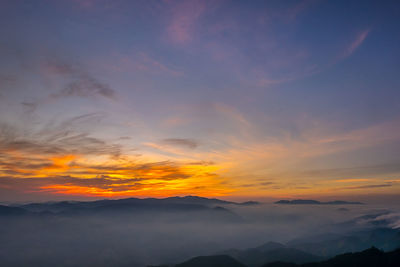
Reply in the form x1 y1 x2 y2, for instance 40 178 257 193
275 199 363 205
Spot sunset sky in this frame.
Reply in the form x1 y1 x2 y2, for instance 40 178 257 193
0 0 399 202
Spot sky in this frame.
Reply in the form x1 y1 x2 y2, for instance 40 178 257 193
0 0 399 202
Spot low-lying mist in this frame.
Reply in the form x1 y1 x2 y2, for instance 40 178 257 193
0 199 399 267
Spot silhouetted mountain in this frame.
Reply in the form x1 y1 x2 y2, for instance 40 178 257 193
240 201 260 206
262 247 400 267
222 242 321 267
325 200 363 205
165 196 259 206
257 242 286 251
18 196 257 214
335 211 393 229
10 196 246 222
175 255 246 267
287 228 400 257
275 200 363 205
0 205 26 216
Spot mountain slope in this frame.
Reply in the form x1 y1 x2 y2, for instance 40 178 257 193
287 228 400 257
175 255 247 267
18 196 257 214
222 242 321 267
8 196 246 223
0 205 26 216
262 247 400 267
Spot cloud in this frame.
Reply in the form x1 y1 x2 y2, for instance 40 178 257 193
161 138 199 149
284 0 318 22
299 163 400 180
53 76 115 99
0 157 229 198
0 113 121 158
343 184 393 190
18 60 117 113
111 52 183 76
341 29 370 59
0 113 231 198
20 101 38 113
165 0 209 44
0 74 16 84
42 61 116 100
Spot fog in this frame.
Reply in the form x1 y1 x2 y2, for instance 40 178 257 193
0 202 399 267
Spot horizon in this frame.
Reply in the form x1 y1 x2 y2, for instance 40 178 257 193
2 194 399 206
1 0 400 204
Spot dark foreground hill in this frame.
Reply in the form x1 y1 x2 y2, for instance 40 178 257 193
263 247 400 267
288 227 400 257
155 247 400 267
0 205 26 216
222 242 321 267
175 255 246 267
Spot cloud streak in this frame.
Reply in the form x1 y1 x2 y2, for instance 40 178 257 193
161 138 199 149
165 0 213 44
341 29 370 59
43 61 117 100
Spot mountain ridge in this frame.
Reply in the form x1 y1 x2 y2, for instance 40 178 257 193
275 199 363 205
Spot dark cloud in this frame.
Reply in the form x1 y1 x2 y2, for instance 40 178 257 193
344 184 393 190
21 101 38 113
17 61 117 112
52 75 115 99
187 160 214 166
0 157 193 193
119 136 132 140
43 61 76 75
64 160 191 180
260 182 274 186
0 176 145 192
0 74 16 83
0 113 206 197
44 60 116 100
298 163 400 178
161 138 199 149
0 113 122 158
0 74 17 97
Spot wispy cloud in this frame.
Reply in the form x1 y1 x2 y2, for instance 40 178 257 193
110 52 183 76
284 0 318 22
42 61 117 100
165 0 214 44
161 138 199 149
0 113 121 158
53 76 115 99
341 29 371 59
0 113 232 198
343 184 393 190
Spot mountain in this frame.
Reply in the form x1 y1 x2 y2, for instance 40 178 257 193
275 199 363 205
18 196 258 214
256 242 286 251
164 196 259 206
262 247 400 267
222 242 321 267
6 196 248 222
0 205 26 216
175 255 247 267
287 228 400 257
